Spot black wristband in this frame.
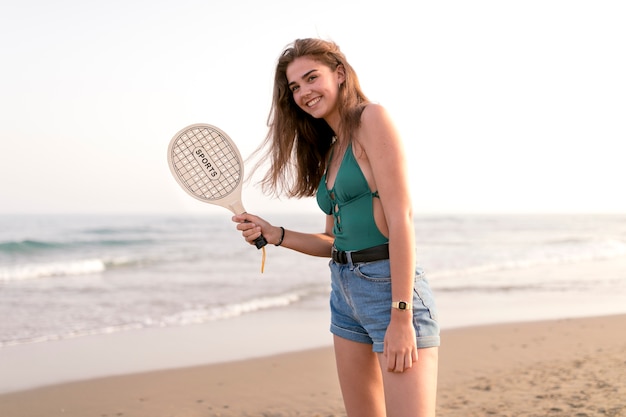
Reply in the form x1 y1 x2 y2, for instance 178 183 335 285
275 226 285 246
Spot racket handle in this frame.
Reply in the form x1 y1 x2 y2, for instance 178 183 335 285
253 235 268 249
242 219 267 249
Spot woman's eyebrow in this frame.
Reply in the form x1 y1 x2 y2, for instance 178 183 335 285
288 69 318 88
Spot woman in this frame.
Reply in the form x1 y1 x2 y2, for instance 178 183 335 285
233 38 440 417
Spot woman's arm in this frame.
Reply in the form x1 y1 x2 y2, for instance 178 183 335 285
357 104 418 372
232 213 334 258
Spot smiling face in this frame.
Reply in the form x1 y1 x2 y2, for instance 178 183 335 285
286 56 345 129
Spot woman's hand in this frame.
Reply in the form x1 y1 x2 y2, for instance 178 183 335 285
232 214 280 246
233 213 334 257
383 312 418 373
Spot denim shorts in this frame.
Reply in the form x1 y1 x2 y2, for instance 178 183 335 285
329 259 440 352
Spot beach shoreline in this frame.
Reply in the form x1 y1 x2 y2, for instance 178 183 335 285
1 314 625 417
2 255 626 397
2 245 625 416
0 304 334 395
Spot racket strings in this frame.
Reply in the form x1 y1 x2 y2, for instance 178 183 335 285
171 127 242 201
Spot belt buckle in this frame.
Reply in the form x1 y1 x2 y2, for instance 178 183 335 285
332 247 347 264
339 251 348 264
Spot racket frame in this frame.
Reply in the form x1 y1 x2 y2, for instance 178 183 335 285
167 123 267 249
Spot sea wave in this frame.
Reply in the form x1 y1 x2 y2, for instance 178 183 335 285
0 322 146 348
431 239 626 284
154 293 303 326
0 238 155 255
0 239 58 253
0 250 216 281
0 292 303 347
0 259 107 281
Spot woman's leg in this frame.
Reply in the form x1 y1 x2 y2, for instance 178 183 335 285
334 335 386 417
377 347 439 417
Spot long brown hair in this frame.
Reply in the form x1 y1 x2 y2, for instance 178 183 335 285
252 38 370 198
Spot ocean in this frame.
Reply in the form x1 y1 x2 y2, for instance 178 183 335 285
1 213 626 350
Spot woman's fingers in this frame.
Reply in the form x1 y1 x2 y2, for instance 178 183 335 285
385 347 418 373
232 215 262 244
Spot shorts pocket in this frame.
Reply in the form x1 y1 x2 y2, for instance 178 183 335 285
353 260 391 282
413 276 439 322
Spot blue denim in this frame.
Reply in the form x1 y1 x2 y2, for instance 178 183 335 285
329 259 440 352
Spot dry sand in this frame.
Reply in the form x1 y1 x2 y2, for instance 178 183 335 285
1 314 624 417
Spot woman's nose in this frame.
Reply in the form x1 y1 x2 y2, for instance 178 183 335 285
299 84 311 97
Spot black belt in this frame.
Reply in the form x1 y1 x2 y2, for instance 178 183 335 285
331 243 389 264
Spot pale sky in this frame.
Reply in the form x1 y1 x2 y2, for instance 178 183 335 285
1 0 624 215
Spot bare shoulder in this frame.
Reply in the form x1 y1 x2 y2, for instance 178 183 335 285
358 103 401 148
361 103 392 127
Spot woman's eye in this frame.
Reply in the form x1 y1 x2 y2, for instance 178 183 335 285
290 85 299 93
308 75 317 82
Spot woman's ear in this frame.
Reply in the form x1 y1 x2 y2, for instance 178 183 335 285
336 64 346 85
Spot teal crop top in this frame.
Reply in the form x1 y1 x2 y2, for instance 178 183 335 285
316 143 389 251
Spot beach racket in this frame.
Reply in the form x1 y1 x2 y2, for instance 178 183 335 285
167 123 268 270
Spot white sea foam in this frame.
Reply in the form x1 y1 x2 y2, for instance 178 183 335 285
0 292 304 348
0 259 106 281
157 293 303 326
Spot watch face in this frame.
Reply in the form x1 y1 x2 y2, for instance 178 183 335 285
398 301 407 309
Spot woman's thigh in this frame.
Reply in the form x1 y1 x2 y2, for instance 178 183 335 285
377 347 439 417
333 335 386 417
